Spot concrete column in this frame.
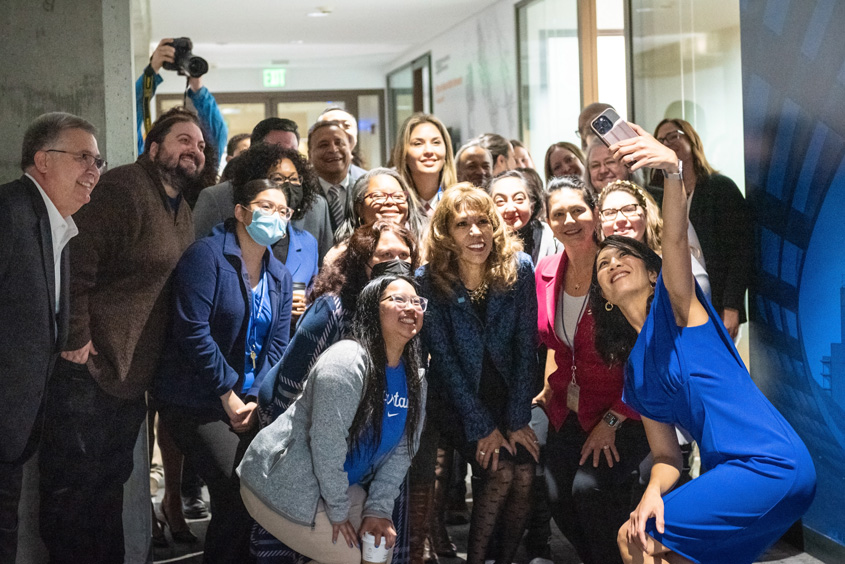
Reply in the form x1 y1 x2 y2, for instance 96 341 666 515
0 0 147 562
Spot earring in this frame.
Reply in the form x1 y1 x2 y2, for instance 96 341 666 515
605 302 614 311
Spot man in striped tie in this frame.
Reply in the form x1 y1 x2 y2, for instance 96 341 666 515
307 120 361 233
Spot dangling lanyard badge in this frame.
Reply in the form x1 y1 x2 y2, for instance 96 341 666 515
562 295 588 413
248 272 267 370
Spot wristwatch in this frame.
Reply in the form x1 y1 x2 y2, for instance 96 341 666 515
664 159 683 180
603 411 621 429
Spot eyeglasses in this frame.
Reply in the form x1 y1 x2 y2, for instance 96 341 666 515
381 293 428 312
600 203 642 221
45 149 107 171
267 173 302 186
250 200 294 219
362 191 408 205
657 130 685 145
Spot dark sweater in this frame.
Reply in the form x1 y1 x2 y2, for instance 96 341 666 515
67 155 195 399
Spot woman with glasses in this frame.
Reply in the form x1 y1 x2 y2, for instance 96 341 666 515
598 179 710 299
228 144 320 317
534 176 649 564
254 221 420 564
153 177 294 563
652 118 751 339
416 183 539 564
239 274 427 564
334 168 428 246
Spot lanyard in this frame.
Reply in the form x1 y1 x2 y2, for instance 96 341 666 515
561 291 588 386
247 268 267 370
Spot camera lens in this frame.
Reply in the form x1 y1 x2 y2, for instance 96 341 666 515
594 116 612 135
188 56 209 78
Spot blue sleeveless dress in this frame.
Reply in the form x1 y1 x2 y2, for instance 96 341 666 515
623 274 816 564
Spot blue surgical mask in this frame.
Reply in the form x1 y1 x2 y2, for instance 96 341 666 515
245 209 288 246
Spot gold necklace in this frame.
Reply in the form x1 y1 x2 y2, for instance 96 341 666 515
468 280 489 304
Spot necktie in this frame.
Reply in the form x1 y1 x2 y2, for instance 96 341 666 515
327 184 345 230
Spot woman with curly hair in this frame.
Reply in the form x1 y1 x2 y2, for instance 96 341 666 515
416 183 539 564
598 179 710 298
240 274 427 564
392 113 457 217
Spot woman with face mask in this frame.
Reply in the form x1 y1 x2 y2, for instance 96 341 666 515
153 178 294 563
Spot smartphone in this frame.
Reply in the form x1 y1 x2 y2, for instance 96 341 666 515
590 108 638 147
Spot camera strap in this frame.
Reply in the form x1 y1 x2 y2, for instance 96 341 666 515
142 65 156 135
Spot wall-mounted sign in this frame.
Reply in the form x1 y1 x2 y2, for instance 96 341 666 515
263 68 286 88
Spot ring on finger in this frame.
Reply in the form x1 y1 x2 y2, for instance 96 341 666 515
494 448 500 454
480 450 486 456
602 445 610 450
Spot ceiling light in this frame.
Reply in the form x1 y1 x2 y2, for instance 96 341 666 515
307 6 332 17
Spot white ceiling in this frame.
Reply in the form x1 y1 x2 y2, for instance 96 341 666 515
149 0 499 70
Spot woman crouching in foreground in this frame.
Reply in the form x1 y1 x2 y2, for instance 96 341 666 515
590 123 815 564
238 274 427 564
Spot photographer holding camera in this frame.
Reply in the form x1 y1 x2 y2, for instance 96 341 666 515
135 38 228 170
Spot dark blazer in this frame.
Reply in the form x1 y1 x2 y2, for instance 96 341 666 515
154 222 293 416
416 253 538 442
0 176 69 462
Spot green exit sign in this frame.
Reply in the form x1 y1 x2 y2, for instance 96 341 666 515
263 68 286 88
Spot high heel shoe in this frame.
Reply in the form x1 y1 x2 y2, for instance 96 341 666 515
160 502 198 543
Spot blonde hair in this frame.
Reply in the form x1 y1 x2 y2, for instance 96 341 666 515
653 118 717 183
598 180 663 253
393 113 457 206
425 183 522 298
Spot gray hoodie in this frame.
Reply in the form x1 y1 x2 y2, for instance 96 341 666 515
237 340 426 526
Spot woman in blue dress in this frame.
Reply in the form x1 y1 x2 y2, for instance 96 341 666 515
590 123 816 564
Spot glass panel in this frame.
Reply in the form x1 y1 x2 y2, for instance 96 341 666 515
518 0 580 184
630 0 745 193
218 102 266 138
277 100 346 154
596 0 628 121
388 65 415 154
357 94 383 168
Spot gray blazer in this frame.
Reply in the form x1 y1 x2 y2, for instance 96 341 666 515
193 180 334 262
238 340 426 526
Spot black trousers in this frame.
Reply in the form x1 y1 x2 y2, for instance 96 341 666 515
38 358 147 564
158 405 256 564
544 415 650 564
0 405 43 564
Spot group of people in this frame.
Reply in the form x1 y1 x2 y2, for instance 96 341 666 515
0 74 816 564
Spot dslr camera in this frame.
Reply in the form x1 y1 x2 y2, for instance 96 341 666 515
163 37 208 78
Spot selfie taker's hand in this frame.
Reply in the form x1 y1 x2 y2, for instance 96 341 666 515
150 38 176 74
628 486 665 551
609 123 680 174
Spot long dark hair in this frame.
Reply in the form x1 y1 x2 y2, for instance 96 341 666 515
310 221 420 327
590 235 662 366
347 275 423 457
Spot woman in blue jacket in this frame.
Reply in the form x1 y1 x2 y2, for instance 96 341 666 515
416 183 540 564
155 178 293 563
